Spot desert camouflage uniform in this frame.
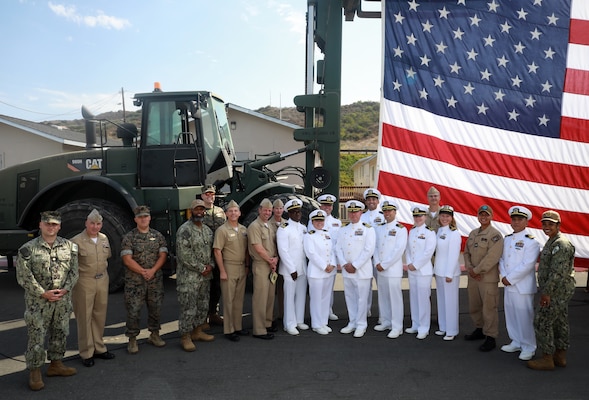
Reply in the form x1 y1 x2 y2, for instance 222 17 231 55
121 228 168 337
176 220 214 335
16 236 79 369
534 233 575 354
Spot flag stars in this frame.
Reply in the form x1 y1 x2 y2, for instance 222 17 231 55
547 13 559 25
449 62 462 74
420 54 431 66
484 35 496 47
541 80 553 93
480 69 492 81
538 115 550 126
453 27 465 40
457 0 466 5
408 0 420 12
419 88 429 99
436 41 448 53
527 62 539 74
508 109 520 121
421 20 434 32
530 28 542 40
494 89 506 101
514 42 526 54
406 67 417 79
467 48 479 61
544 47 556 59
511 75 523 87
392 80 402 91
393 46 404 58
488 0 499 12
433 75 445 87
438 6 450 19
463 82 475 95
533 0 543 6
447 96 458 108
469 14 482 26
407 33 418 45
525 96 537 108
497 55 509 67
517 8 528 20
477 103 489 115
500 21 512 33
394 12 405 24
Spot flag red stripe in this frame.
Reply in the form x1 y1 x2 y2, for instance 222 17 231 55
377 171 589 236
569 19 589 45
564 68 589 96
381 123 589 190
560 116 589 142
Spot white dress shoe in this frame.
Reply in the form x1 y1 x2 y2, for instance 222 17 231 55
297 323 309 330
340 325 355 334
416 332 428 340
443 335 455 341
501 343 522 353
323 325 332 333
518 350 535 361
405 327 418 334
374 324 392 332
353 329 366 338
387 330 402 339
329 313 339 321
435 330 445 336
313 327 329 335
284 327 300 336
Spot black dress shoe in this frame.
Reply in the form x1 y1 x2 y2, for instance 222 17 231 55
266 326 278 333
225 333 240 342
235 329 250 336
82 358 95 367
479 336 496 352
94 351 116 360
253 333 274 340
464 328 485 341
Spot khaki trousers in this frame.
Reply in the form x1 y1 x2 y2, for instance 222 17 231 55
72 274 109 359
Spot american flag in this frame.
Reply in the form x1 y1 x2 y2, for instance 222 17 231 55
377 0 589 262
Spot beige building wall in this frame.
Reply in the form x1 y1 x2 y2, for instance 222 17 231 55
352 154 377 187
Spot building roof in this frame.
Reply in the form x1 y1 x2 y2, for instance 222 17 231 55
0 114 86 147
351 153 377 169
226 103 301 129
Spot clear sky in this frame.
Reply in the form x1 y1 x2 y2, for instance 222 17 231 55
0 0 382 122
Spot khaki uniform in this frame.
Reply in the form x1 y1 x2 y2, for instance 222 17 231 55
71 230 111 359
176 221 214 335
248 217 278 335
214 221 248 334
120 228 168 337
463 225 504 338
16 236 79 369
203 205 226 316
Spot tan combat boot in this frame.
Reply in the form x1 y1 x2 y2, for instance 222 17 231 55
29 368 44 391
553 349 567 367
46 360 77 377
127 337 138 354
191 325 215 342
180 333 196 352
527 353 555 371
147 331 166 347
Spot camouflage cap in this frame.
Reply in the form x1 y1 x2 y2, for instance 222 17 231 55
225 200 240 211
191 199 206 209
134 205 151 217
541 210 561 223
203 184 216 194
87 209 103 222
41 211 61 224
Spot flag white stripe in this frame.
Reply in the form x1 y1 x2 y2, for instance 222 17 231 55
572 0 589 20
566 43 589 70
382 99 589 166
378 147 589 213
562 92 589 119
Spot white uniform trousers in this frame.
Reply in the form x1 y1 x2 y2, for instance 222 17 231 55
435 275 460 336
283 274 308 330
343 277 371 330
408 273 432 335
308 277 331 329
367 267 379 319
504 288 536 353
376 276 404 332
329 274 336 315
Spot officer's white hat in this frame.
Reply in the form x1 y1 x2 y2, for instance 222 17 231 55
381 200 397 211
309 209 326 221
317 194 336 204
509 206 532 220
363 188 381 199
345 200 365 212
412 206 427 216
284 199 302 211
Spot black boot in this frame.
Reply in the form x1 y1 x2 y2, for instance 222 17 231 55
464 328 485 341
479 336 496 352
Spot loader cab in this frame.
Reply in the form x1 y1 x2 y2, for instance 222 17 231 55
133 89 235 188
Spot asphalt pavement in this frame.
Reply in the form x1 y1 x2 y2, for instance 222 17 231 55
0 268 588 400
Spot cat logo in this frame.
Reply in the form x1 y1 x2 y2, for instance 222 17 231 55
85 158 103 170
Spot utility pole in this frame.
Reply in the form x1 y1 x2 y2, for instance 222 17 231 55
121 87 126 122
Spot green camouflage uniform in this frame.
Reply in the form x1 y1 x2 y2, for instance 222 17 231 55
534 232 576 354
176 220 214 334
120 228 168 337
16 236 79 369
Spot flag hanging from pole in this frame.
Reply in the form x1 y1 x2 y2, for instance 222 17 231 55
377 0 589 261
